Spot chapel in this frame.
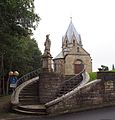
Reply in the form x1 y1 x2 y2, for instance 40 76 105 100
53 20 92 75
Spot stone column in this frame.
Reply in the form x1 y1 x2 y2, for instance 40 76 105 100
42 54 53 72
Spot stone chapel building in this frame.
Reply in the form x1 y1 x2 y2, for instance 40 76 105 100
53 20 92 75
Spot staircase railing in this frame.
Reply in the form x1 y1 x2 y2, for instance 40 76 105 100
55 67 86 97
11 77 39 105
45 71 90 107
16 69 41 87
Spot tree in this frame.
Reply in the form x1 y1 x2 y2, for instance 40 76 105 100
0 35 42 75
0 0 40 36
0 0 41 95
0 35 42 95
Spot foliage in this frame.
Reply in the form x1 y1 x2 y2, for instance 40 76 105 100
0 0 40 36
0 0 41 95
0 34 42 77
110 70 115 72
0 0 41 76
89 72 97 81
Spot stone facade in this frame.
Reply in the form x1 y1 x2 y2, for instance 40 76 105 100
53 20 92 75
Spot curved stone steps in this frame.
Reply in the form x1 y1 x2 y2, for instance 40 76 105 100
11 77 46 115
45 71 90 107
56 74 83 97
19 81 39 105
13 105 46 115
11 68 87 115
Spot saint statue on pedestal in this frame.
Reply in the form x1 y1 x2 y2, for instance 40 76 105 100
44 34 51 55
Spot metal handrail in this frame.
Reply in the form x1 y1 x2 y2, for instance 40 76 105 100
55 66 86 96
16 68 41 87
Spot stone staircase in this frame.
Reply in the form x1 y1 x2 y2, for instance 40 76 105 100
11 69 47 115
11 68 86 115
19 81 39 105
12 77 47 115
56 73 83 97
13 105 46 115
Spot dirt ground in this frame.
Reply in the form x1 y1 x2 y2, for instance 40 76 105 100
0 96 45 120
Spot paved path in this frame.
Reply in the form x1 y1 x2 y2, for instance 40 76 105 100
4 106 115 120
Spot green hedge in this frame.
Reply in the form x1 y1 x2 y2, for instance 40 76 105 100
89 72 97 81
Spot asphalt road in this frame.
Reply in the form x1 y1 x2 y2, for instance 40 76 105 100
8 106 115 120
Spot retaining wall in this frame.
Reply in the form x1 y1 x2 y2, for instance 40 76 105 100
46 72 115 115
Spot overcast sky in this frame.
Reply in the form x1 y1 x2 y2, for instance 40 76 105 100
33 0 115 71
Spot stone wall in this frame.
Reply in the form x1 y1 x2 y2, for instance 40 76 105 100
64 54 92 75
46 76 115 115
39 72 64 104
53 59 65 75
97 71 115 81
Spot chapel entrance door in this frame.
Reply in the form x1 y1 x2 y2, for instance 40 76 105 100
74 59 84 74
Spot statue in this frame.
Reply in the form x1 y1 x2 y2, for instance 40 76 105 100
42 34 52 72
44 34 51 55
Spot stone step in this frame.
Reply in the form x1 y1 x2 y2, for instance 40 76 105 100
19 100 39 105
19 95 38 97
19 93 38 96
21 92 38 95
22 87 38 91
19 96 38 101
13 105 46 115
20 91 38 95
19 97 38 101
19 81 39 106
56 74 83 97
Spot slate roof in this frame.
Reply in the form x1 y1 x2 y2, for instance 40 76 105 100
63 20 82 45
54 20 83 59
54 51 64 59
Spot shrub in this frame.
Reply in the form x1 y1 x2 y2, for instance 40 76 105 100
89 72 97 81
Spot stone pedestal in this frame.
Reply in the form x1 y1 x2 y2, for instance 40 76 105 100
42 53 53 72
39 72 63 104
38 34 64 104
42 34 53 73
